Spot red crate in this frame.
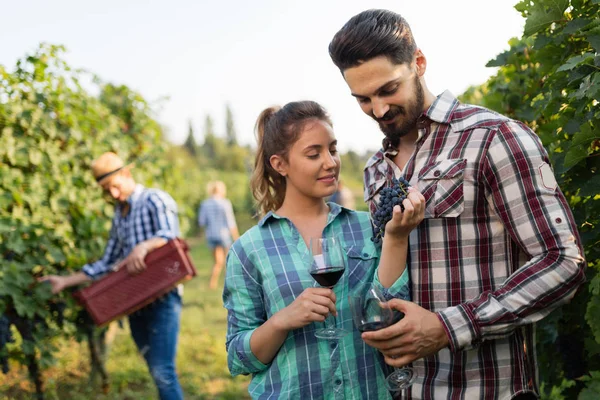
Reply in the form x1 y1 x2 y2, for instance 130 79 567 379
74 238 196 326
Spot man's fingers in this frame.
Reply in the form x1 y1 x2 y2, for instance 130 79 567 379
362 320 407 342
384 298 411 314
363 335 405 351
383 353 416 368
37 276 50 282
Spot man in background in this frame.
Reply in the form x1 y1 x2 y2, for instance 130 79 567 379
41 152 184 400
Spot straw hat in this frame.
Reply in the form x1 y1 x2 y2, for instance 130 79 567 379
91 152 133 184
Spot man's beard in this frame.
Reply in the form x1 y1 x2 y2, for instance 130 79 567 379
375 76 425 148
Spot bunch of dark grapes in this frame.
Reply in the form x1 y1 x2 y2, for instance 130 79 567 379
371 177 410 245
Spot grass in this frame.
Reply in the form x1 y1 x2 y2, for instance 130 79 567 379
0 239 251 399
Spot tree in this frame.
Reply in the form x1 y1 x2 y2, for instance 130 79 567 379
202 114 219 161
225 104 238 146
183 120 198 157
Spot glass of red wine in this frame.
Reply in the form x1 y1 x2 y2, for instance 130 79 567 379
308 236 349 339
349 286 416 395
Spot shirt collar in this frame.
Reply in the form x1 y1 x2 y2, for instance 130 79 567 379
424 90 460 125
258 202 352 228
364 90 460 171
127 184 145 205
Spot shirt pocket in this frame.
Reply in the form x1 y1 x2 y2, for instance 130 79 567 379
364 178 387 203
418 158 467 218
344 243 379 285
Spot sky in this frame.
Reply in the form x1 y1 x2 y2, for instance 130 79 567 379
0 0 525 153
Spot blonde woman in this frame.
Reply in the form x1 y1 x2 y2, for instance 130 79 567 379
198 181 239 289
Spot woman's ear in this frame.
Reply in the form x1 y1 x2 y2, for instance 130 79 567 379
269 154 288 177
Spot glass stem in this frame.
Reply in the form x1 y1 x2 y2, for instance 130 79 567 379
325 285 337 330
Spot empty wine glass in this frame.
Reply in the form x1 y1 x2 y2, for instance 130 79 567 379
349 286 417 395
308 236 348 339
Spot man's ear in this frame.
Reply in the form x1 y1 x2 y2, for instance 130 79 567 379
414 49 427 77
269 154 288 177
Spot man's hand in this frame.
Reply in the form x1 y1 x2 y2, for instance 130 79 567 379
361 299 450 367
37 272 91 294
38 275 68 294
119 243 150 275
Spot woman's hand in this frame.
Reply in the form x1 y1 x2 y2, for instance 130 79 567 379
384 187 425 239
272 287 337 331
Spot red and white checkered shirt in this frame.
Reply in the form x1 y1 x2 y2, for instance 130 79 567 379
364 91 585 400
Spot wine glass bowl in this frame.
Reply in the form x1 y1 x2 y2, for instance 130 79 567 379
349 286 417 393
349 287 395 333
308 237 348 339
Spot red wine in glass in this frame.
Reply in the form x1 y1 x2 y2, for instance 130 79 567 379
308 237 348 339
310 267 344 287
349 286 416 394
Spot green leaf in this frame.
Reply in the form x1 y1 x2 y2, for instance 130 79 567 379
523 0 569 36
563 18 592 34
556 53 595 72
571 123 599 147
579 175 600 197
564 144 588 168
587 35 600 52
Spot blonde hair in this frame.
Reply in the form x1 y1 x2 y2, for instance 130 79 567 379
206 180 226 197
250 101 332 216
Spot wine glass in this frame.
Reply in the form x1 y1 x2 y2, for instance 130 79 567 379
349 286 417 395
308 236 349 339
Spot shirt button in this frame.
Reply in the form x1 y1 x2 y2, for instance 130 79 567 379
555 217 562 223
362 253 369 258
433 170 441 177
335 379 342 385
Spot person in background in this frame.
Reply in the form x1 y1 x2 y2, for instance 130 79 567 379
39 152 184 400
328 9 586 400
198 180 239 289
328 179 356 210
223 100 425 399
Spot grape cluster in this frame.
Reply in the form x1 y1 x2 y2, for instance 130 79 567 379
371 177 410 245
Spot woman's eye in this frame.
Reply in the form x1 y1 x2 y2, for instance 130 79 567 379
307 154 319 159
330 149 338 155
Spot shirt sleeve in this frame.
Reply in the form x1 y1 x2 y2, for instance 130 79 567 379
372 264 411 301
81 220 121 280
223 244 269 376
147 191 179 240
225 200 237 231
437 121 586 351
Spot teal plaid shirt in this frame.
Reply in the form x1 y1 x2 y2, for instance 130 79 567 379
223 203 410 399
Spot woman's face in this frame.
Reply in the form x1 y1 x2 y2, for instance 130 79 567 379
274 119 341 201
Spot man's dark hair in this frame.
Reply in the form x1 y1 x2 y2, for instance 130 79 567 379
329 9 417 71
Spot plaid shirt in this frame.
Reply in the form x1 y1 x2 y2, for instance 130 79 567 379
82 184 180 279
223 204 409 400
364 91 585 400
198 197 237 241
